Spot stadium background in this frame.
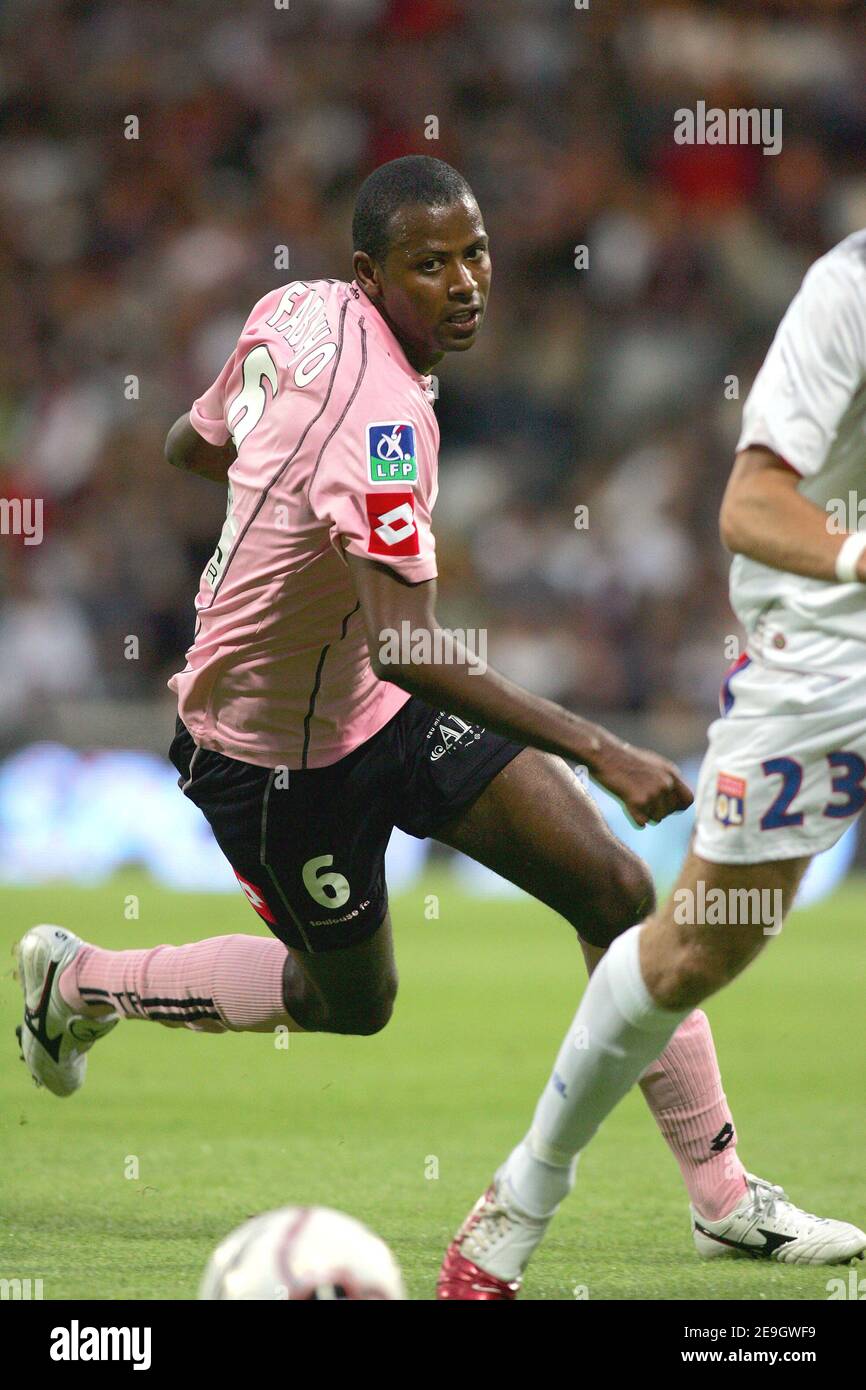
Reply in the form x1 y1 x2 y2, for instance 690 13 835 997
1 0 865 1306
2 0 866 891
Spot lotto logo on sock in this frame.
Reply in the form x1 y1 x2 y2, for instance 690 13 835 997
710 1121 735 1153
715 772 746 827
234 870 277 925
366 492 419 556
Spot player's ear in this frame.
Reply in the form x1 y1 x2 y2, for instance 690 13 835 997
353 250 382 300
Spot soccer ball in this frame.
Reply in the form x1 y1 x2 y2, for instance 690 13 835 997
198 1205 406 1300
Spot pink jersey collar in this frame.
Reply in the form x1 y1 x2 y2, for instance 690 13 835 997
352 282 434 391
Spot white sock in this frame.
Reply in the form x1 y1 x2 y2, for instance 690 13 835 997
501 1138 580 1220
503 925 688 1217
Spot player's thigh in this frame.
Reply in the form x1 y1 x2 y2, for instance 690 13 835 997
432 746 656 947
640 847 811 1008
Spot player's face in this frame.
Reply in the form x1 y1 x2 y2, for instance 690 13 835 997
358 198 491 373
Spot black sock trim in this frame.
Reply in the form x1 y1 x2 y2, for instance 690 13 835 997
139 995 215 1007
146 1009 221 1023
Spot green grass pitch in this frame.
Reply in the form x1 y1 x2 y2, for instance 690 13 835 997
1 870 863 1301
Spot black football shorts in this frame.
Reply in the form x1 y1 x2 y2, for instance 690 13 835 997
169 696 524 953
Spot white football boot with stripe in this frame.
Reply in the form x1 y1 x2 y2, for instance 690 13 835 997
16 925 118 1098
692 1172 866 1265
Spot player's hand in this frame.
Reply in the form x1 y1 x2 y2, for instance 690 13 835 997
590 739 693 827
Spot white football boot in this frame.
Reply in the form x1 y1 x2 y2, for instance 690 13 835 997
16 924 118 1098
692 1172 866 1265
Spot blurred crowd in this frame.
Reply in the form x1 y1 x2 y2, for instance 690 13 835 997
1 0 865 744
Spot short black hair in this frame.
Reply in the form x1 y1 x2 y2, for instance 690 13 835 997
352 156 475 264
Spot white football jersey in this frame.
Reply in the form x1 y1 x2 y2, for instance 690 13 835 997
732 229 866 642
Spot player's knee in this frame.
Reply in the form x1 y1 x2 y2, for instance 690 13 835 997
579 851 655 947
618 853 656 924
324 974 398 1036
339 996 394 1036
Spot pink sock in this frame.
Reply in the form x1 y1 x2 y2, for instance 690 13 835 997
59 936 302 1034
639 1009 747 1221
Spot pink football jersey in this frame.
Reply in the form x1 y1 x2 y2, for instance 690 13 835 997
168 279 439 769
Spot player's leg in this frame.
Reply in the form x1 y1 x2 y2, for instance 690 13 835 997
438 646 866 1293
44 909 397 1035
536 626 866 1186
437 849 808 1297
536 846 809 1170
433 745 656 946
441 844 865 1293
433 747 749 1220
17 891 398 1099
16 724 402 1095
498 849 866 1263
579 936 746 1223
16 920 309 1099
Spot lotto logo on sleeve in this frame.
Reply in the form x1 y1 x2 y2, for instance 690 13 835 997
715 772 746 828
366 491 420 556
367 422 418 483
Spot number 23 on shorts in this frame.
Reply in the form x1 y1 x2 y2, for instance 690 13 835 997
759 751 866 831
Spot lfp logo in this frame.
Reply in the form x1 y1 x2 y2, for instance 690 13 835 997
367 423 418 484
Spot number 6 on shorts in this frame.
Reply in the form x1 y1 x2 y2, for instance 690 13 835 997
302 854 351 908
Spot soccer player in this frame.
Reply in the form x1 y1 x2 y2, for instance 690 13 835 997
16 157 832 1280
439 230 866 1297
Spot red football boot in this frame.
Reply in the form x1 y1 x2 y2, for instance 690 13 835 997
436 1179 551 1300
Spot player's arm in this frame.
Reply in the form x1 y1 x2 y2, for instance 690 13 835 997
346 552 692 827
164 413 236 484
720 446 866 582
721 252 866 583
